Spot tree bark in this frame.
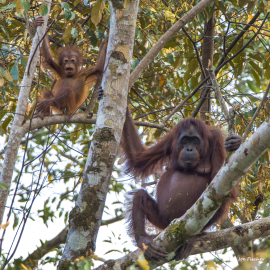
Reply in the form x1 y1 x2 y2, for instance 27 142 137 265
59 0 139 267
200 15 215 122
0 0 52 225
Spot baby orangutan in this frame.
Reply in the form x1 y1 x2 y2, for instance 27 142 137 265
34 16 108 119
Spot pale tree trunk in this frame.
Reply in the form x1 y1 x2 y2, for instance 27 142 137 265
95 119 270 269
0 1 52 225
200 15 215 122
59 0 140 267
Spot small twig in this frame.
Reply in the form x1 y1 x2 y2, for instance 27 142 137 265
131 87 152 109
242 82 270 141
191 85 211 118
208 62 229 118
182 27 206 79
208 62 238 135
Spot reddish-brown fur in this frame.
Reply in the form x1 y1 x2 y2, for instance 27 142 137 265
122 107 239 260
34 23 108 119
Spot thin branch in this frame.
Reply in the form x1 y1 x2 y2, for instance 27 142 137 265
208 64 229 117
182 27 206 79
242 81 270 141
134 121 169 131
191 85 211 118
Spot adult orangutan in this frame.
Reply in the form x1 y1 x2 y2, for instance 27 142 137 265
34 16 108 119
121 107 241 260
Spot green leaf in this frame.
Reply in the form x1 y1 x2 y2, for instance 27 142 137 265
251 69 260 87
1 114 13 132
249 61 262 77
41 2 48 15
71 28 78 38
70 11 75 20
135 26 139 39
23 0 30 14
13 214 19 229
61 2 70 10
0 183 8 190
20 54 26 67
183 59 198 81
64 9 71 20
10 61 19 81
167 53 174 65
87 30 98 47
0 2 16 11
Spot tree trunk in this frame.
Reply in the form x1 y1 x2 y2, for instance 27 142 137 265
0 1 52 225
59 0 139 267
200 15 215 123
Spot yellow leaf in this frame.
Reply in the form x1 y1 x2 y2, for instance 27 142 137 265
255 101 260 106
264 52 270 61
16 0 23 14
123 0 130 8
158 73 165 87
247 14 253 23
91 0 105 25
0 221 10 230
63 24 72 41
0 77 4 87
165 10 176 23
74 0 80 6
137 252 149 270
51 5 61 20
20 264 28 270
5 70 13 81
